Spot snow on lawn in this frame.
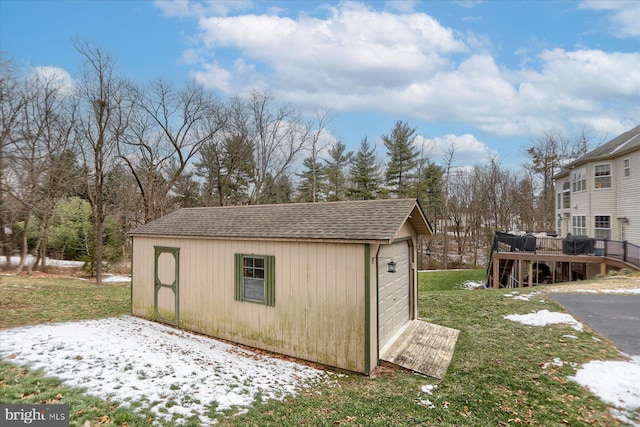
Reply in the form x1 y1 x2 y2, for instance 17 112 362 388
569 357 640 425
504 291 542 301
505 309 640 424
460 280 485 290
0 316 331 425
504 309 583 331
569 358 640 408
0 255 84 268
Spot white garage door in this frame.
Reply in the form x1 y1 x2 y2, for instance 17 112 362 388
378 241 411 350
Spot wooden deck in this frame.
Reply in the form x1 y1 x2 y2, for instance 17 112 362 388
380 319 459 379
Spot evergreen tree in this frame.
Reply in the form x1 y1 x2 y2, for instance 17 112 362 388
347 136 381 200
195 134 253 206
414 160 444 217
261 174 293 205
296 157 326 202
383 121 418 198
324 141 353 201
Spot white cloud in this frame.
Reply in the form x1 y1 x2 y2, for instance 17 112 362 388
415 133 498 167
195 2 467 97
28 66 75 96
580 0 640 38
156 1 638 144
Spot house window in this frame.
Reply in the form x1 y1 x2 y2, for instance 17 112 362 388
557 218 562 236
572 168 586 192
561 179 570 209
623 158 630 177
234 254 275 306
572 215 586 236
594 164 612 189
594 215 611 240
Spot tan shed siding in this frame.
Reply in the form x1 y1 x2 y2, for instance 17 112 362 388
368 243 381 372
131 236 368 373
394 222 415 241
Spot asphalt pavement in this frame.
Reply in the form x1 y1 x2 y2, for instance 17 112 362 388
549 294 640 355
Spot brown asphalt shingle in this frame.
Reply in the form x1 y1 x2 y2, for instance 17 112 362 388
129 198 431 242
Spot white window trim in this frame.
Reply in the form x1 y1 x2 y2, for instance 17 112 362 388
623 158 630 178
572 215 587 236
571 168 586 193
594 163 612 190
594 214 612 240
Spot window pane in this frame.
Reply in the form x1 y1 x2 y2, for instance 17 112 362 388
243 277 265 301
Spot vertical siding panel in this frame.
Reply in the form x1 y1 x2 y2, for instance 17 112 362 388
344 244 359 371
328 244 349 366
276 242 287 353
315 243 326 363
293 242 307 357
307 243 318 362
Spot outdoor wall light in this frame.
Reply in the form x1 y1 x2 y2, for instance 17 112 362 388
376 256 397 273
387 260 397 273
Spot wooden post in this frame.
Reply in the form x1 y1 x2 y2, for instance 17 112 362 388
493 256 500 288
518 260 523 288
528 261 533 287
600 262 606 276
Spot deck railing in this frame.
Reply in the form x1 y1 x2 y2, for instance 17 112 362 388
491 234 640 269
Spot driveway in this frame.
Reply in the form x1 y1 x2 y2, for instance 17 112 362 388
550 294 640 355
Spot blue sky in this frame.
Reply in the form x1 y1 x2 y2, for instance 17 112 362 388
2 0 639 169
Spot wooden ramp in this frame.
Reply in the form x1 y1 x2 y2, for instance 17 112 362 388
381 319 459 379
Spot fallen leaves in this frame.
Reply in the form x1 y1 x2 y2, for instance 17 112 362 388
333 415 357 424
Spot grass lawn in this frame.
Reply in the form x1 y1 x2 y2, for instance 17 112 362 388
1 272 632 426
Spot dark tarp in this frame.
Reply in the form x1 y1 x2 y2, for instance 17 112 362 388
562 235 596 255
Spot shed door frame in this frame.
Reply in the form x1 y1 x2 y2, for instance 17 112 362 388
377 239 413 352
154 246 180 326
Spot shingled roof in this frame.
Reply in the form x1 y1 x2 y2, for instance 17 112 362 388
555 125 640 177
129 198 432 243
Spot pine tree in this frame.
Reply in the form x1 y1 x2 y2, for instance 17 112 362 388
383 121 418 198
347 137 381 200
296 157 326 202
324 141 352 201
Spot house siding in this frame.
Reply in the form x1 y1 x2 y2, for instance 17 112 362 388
132 236 368 373
616 150 640 243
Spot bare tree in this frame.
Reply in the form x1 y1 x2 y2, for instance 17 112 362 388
75 41 130 284
231 90 309 205
524 130 589 231
307 110 331 202
118 78 226 221
441 142 457 270
0 56 25 268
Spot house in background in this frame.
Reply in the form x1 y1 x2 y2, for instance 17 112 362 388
129 199 435 375
554 125 640 246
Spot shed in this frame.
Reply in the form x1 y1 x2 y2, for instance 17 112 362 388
129 198 433 374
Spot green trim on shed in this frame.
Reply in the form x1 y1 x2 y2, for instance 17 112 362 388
234 254 276 306
153 246 180 327
364 243 371 373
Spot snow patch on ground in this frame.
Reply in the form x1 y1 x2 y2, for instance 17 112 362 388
504 309 583 331
504 291 541 301
569 357 640 424
0 255 84 268
0 316 331 425
460 280 485 290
